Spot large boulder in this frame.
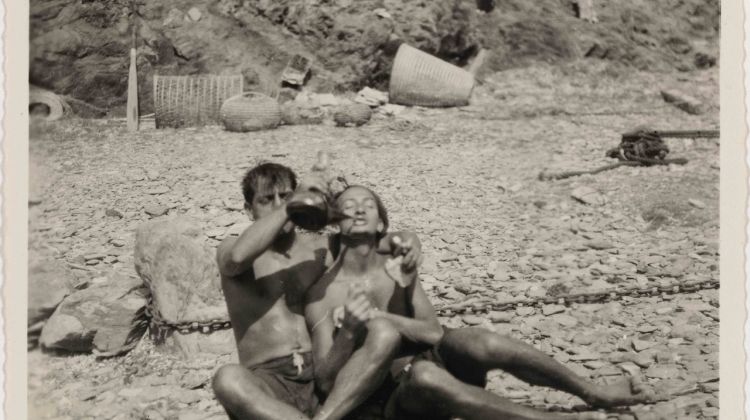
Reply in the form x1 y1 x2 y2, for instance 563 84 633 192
135 217 234 357
39 271 148 355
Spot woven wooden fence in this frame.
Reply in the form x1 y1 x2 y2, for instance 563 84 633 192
153 75 244 128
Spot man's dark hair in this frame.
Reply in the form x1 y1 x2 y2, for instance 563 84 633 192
334 185 389 235
241 162 298 204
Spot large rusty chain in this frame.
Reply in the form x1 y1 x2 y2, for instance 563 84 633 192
144 295 232 342
433 277 719 317
144 277 719 337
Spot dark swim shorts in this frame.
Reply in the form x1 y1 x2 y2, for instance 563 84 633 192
249 352 319 416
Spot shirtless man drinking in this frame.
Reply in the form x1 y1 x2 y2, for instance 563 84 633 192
306 185 654 420
211 163 421 420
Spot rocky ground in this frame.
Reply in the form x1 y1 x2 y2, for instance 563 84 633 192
28 62 719 420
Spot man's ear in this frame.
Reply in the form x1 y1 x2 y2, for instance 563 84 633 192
244 203 254 220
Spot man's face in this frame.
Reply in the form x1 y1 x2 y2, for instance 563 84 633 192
336 187 381 235
248 180 294 228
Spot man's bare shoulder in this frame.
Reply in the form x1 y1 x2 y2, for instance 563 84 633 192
216 236 245 280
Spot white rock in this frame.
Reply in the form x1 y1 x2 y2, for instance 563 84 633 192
187 7 202 21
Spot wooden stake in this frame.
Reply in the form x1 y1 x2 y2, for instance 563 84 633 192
127 0 139 131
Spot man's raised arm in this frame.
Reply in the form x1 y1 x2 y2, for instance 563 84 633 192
217 206 290 277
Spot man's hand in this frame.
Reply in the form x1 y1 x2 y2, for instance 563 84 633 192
390 234 423 272
341 293 373 335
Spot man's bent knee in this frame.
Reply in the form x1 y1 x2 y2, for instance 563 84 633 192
213 364 245 400
406 360 447 392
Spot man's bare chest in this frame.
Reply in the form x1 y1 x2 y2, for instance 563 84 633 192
251 252 326 301
330 270 403 310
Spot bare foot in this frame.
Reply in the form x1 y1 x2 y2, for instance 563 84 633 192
585 376 655 408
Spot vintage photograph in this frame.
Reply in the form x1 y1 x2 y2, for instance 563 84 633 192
27 0 721 419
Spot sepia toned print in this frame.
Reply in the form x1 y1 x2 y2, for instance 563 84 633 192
27 1 722 419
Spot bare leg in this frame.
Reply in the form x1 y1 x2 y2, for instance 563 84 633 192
212 364 309 420
313 318 401 420
387 360 605 420
439 328 654 408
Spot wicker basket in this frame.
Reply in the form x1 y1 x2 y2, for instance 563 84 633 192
220 92 282 132
333 103 372 127
281 103 326 126
153 75 243 128
388 44 475 107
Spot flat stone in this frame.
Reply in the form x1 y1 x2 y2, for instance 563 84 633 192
571 186 607 206
551 314 578 327
178 412 208 420
516 306 535 316
667 337 685 347
631 353 655 368
595 365 622 376
206 228 226 238
118 387 143 398
661 89 704 115
569 350 601 362
655 350 677 364
489 311 514 323
541 304 565 316
147 186 171 195
583 360 606 370
571 333 595 346
636 324 658 333
40 272 147 354
490 268 510 282
655 306 674 315
462 315 484 325
213 213 239 227
645 364 681 379
28 258 77 328
444 288 465 300
105 208 124 218
619 362 641 376
678 301 714 312
584 239 614 250
181 370 210 389
632 339 658 352
526 286 547 299
110 239 127 247
145 205 170 217
441 233 457 244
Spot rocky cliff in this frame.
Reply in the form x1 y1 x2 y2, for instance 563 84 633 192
30 0 719 115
